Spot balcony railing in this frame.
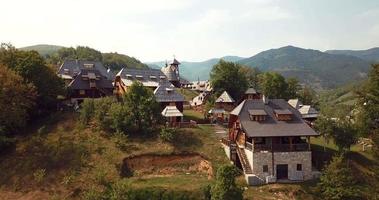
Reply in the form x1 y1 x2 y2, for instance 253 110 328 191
248 143 309 152
221 138 231 146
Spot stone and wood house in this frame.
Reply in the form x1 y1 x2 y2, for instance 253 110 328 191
222 96 319 185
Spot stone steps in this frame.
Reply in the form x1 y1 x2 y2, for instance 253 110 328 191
237 148 252 174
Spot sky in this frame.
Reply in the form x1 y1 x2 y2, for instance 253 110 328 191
1 0 379 62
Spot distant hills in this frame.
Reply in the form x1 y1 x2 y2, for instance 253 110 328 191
20 44 379 89
325 47 379 63
19 44 148 70
20 44 64 57
147 56 245 81
238 46 371 89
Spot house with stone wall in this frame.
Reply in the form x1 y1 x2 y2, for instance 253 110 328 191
222 95 319 185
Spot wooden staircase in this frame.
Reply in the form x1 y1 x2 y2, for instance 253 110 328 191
236 147 252 174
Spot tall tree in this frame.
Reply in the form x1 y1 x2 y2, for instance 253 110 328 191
298 85 317 106
210 60 249 101
0 44 65 115
258 72 288 99
239 66 261 89
355 64 379 157
286 77 300 99
0 64 36 135
123 81 162 134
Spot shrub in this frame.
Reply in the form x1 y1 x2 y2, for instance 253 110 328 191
0 134 15 152
79 99 95 125
112 131 128 151
317 155 362 200
210 165 243 200
33 168 46 184
160 127 177 143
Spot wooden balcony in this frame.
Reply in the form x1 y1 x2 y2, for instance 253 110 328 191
247 143 310 152
221 138 231 146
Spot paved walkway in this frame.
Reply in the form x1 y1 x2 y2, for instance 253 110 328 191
213 124 228 139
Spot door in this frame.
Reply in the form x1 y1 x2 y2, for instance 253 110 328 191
276 164 288 179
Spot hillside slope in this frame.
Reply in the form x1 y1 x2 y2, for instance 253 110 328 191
19 44 64 56
326 47 379 63
238 46 370 89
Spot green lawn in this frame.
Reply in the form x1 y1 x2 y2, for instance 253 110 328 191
176 88 199 101
183 109 205 121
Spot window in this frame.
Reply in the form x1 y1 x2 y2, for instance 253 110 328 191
263 165 268 173
79 90 85 95
297 164 302 171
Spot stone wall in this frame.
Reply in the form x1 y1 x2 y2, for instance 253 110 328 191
250 151 312 184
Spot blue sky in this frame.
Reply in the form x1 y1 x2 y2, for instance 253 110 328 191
1 0 378 62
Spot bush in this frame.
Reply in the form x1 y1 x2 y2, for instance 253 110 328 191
33 168 46 184
317 155 362 200
210 165 243 200
0 134 15 152
112 131 128 151
79 99 95 125
160 127 177 143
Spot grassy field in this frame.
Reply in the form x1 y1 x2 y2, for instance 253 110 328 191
0 111 377 199
183 109 205 121
0 112 228 199
176 88 199 101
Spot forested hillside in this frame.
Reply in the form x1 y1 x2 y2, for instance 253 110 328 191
326 47 379 63
20 45 148 71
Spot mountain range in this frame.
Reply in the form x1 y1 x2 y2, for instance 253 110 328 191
20 44 379 89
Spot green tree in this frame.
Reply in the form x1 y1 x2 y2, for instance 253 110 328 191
210 60 249 101
259 72 289 99
239 66 261 89
210 165 243 200
286 77 300 99
298 85 317 106
123 81 162 134
317 155 361 200
0 43 65 115
333 120 357 152
0 64 36 135
314 116 335 151
103 52 148 71
79 99 95 125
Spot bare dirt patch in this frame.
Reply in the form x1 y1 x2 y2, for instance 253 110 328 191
121 153 213 179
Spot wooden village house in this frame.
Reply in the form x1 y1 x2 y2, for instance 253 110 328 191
208 91 235 123
57 60 114 103
222 96 319 185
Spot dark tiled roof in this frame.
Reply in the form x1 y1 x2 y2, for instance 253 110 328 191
68 69 113 92
248 109 267 116
232 99 318 137
245 88 259 94
58 60 114 80
154 82 185 102
170 58 181 65
116 68 167 87
161 66 179 81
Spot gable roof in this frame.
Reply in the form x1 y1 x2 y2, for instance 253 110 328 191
154 82 185 103
58 60 114 80
117 68 167 87
161 106 183 117
288 99 303 109
245 88 259 95
231 99 318 137
216 91 235 103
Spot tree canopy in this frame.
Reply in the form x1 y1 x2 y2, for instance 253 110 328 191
210 60 249 101
0 43 65 115
0 64 36 135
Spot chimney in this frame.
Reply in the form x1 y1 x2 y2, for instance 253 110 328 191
262 95 269 104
